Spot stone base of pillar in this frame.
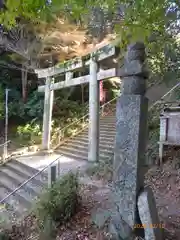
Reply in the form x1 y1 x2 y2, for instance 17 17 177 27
137 187 163 240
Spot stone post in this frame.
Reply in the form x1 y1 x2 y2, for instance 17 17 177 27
42 77 54 150
48 165 57 187
88 56 99 162
110 42 162 240
110 42 148 239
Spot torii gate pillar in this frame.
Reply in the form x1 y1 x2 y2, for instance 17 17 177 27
42 77 54 150
88 57 99 162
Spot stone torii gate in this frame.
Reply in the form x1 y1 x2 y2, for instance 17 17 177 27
35 44 120 162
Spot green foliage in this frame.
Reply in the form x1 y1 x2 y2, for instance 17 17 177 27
8 90 44 121
174 87 180 100
147 39 180 88
111 89 120 98
1 0 179 48
51 101 89 146
21 91 44 119
17 120 42 144
0 0 51 27
53 98 87 121
35 172 79 236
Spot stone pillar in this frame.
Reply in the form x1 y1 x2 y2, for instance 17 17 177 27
88 57 99 162
42 77 54 150
110 42 149 239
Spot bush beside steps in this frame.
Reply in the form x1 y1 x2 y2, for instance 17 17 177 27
35 171 80 238
0 172 80 239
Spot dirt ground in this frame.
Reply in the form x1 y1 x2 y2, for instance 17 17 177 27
3 180 112 240
145 147 180 240
2 148 180 240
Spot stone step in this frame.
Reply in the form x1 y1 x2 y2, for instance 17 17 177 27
66 139 114 150
56 148 112 162
0 183 31 217
100 114 115 119
0 165 43 194
60 143 113 155
6 161 46 187
8 160 48 183
83 129 116 137
65 139 115 152
0 169 39 198
99 124 116 130
76 134 115 142
78 129 115 137
9 159 39 174
55 149 87 161
100 119 116 124
58 145 113 158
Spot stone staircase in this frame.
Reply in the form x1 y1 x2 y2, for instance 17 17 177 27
0 159 48 227
0 112 116 228
55 114 116 161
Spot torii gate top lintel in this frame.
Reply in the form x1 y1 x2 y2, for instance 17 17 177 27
36 43 120 92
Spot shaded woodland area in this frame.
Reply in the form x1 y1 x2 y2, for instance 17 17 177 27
0 8 121 146
0 21 119 145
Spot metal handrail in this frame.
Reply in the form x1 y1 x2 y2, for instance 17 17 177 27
50 96 118 145
51 103 89 133
148 81 180 110
0 140 11 148
0 155 62 204
55 97 117 133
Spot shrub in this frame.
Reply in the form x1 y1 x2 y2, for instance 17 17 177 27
16 120 42 144
35 172 80 233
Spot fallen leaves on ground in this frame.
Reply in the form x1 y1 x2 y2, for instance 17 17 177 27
1 182 111 240
145 147 180 240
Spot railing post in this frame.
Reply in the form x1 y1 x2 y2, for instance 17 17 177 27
4 88 10 159
88 56 100 162
48 165 57 187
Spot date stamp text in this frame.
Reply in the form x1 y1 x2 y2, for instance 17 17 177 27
134 223 165 229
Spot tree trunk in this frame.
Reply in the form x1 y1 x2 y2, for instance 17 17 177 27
21 64 28 103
